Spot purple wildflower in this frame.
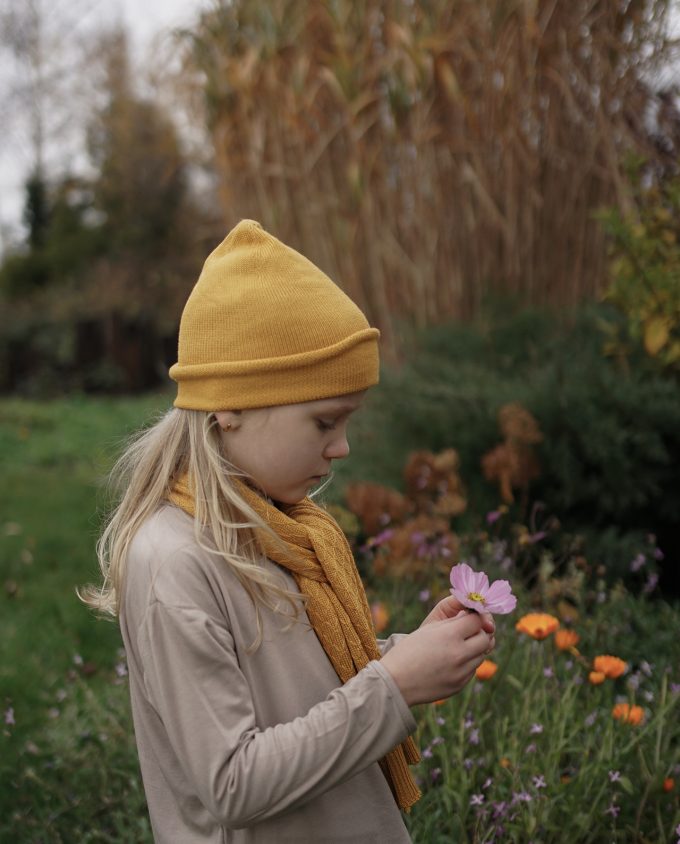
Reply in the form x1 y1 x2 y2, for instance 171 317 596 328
608 770 621 783
418 589 431 602
463 758 474 770
512 791 532 804
630 553 646 572
530 723 544 735
532 775 546 789
525 743 537 754
422 747 433 759
430 767 442 782
605 802 620 818
4 707 15 726
469 729 480 746
543 666 554 678
470 794 485 806
670 683 680 695
482 777 493 790
643 573 659 594
486 510 502 525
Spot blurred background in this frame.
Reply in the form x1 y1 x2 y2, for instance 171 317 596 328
1 0 680 839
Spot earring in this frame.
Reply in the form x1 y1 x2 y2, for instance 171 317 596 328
225 422 232 431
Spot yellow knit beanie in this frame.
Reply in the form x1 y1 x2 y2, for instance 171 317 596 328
169 220 380 410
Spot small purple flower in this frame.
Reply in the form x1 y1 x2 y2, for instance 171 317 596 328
543 666 554 678
670 683 680 695
653 547 664 560
605 802 620 817
469 729 480 746
431 767 442 782
486 510 502 525
470 793 485 806
482 777 493 790
463 758 474 770
608 770 621 783
640 661 653 677
449 562 517 614
431 736 444 747
530 723 544 735
643 573 659 594
418 589 431 602
512 791 532 804
464 714 475 729
630 553 646 572
532 775 546 789
4 707 15 726
527 531 547 544
436 716 446 726
525 743 537 754
492 801 507 819
422 747 433 759
627 672 641 692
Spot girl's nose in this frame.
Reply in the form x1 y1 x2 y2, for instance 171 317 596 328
324 434 350 460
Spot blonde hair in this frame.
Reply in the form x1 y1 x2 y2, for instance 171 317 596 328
79 407 301 649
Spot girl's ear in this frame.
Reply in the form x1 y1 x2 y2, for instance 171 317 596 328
214 411 241 432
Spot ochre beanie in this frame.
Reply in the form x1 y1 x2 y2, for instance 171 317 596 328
169 220 380 410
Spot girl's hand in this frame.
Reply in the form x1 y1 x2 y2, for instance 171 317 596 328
421 595 495 637
381 611 494 707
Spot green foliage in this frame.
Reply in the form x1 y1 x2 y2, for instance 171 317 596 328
598 158 680 373
23 171 50 251
347 305 680 583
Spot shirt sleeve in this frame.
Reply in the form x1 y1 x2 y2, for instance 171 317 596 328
377 632 409 656
138 602 415 829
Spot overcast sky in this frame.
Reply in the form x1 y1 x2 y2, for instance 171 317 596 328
0 0 206 247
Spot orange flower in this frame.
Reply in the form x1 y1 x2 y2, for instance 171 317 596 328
663 777 675 792
515 613 560 640
371 602 390 634
433 699 447 706
589 671 606 685
554 629 580 650
560 774 571 784
612 703 644 725
593 655 627 679
475 659 498 681
499 757 511 768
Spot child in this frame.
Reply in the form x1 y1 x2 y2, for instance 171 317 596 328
82 220 495 843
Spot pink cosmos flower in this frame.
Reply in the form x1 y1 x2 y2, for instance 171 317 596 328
450 562 517 614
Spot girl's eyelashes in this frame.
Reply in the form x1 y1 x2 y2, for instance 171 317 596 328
316 419 336 432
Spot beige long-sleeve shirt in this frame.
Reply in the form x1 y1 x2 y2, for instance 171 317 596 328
119 504 416 843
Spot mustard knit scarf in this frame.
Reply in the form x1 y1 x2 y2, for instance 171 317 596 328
168 474 421 811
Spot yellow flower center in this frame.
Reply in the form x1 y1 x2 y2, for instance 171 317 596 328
468 591 486 604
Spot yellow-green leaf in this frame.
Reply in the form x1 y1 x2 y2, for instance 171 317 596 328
644 317 670 356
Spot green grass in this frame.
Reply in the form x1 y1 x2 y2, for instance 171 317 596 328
1 393 169 841
1 393 679 842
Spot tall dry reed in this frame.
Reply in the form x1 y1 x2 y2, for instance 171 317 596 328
182 0 676 357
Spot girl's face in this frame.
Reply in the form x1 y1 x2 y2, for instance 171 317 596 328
215 390 367 505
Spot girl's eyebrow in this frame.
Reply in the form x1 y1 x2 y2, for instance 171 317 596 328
316 402 361 415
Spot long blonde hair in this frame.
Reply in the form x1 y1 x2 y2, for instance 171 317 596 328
79 407 301 647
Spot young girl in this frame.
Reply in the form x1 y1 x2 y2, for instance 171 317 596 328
83 220 495 843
